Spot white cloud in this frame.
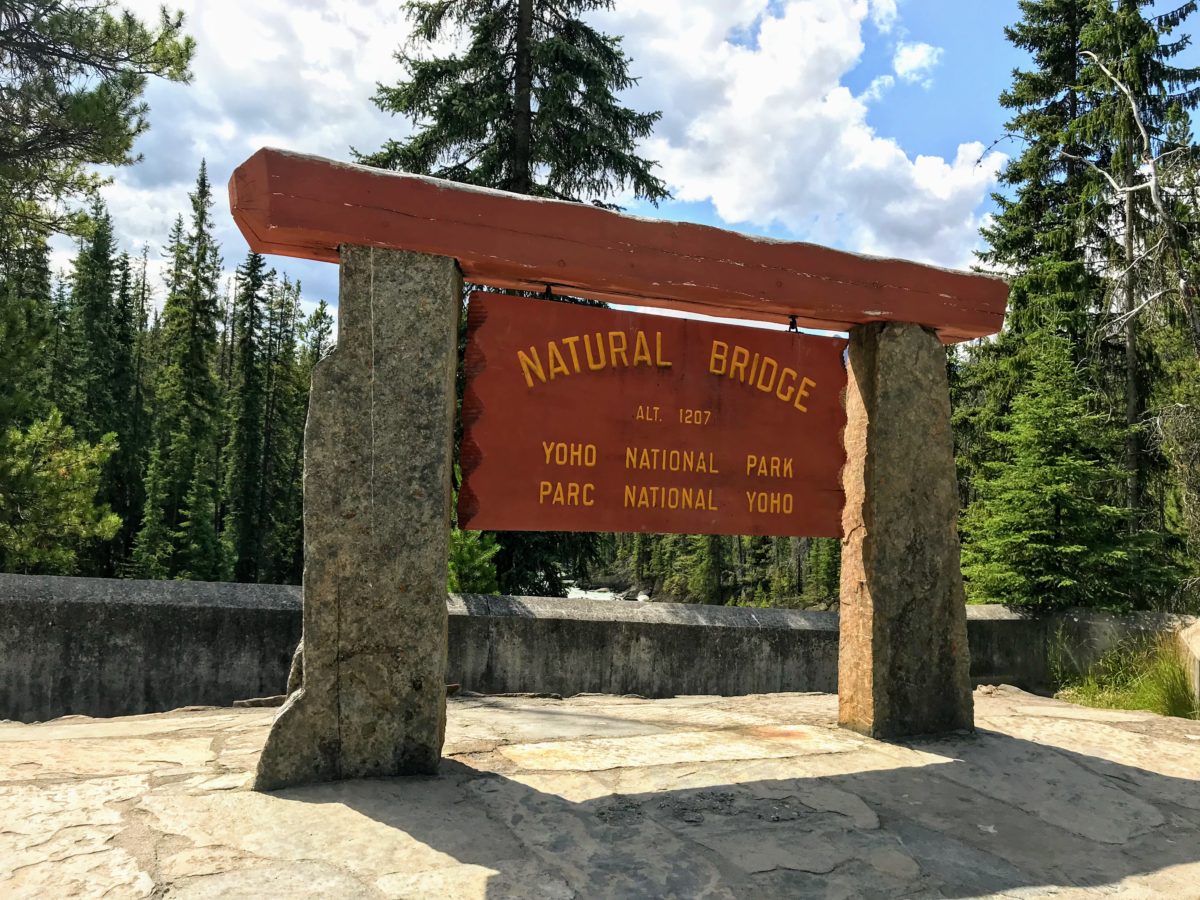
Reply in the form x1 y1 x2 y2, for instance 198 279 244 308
95 0 415 305
893 41 944 87
860 74 895 104
599 1 1002 268
92 0 998 308
869 0 899 33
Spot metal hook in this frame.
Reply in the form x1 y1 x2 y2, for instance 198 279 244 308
788 315 799 333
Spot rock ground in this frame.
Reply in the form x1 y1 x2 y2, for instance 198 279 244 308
2 686 1199 898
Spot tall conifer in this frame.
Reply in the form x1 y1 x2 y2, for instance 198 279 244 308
133 163 224 578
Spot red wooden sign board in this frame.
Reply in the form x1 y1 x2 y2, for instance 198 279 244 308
458 293 849 537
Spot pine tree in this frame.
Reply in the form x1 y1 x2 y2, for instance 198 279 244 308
70 201 119 442
223 252 270 581
0 410 120 574
1074 0 1200 520
962 0 1107 505
0 232 54 429
259 275 307 584
962 325 1169 611
0 2 193 239
360 0 668 205
133 163 224 579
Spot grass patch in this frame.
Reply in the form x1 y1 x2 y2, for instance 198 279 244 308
1056 636 1199 720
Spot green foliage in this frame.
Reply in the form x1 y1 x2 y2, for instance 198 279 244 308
133 163 223 579
1057 635 1199 719
449 528 501 593
360 0 667 206
601 533 833 609
0 409 119 573
963 326 1171 611
0 1 194 239
222 252 269 581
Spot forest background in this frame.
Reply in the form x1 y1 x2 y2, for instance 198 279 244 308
3 0 1200 616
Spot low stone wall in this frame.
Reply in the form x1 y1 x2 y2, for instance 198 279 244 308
0 573 1192 722
0 574 301 723
448 595 838 698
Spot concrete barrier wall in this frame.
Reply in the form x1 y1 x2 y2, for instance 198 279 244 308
0 574 1192 722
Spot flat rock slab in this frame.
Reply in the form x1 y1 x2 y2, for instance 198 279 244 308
2 687 1199 898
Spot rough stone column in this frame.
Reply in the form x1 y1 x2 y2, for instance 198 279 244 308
838 322 974 739
254 246 461 791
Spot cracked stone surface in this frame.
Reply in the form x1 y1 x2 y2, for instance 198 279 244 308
2 685 1198 898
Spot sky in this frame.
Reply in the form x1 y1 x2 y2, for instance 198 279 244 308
73 0 1193 322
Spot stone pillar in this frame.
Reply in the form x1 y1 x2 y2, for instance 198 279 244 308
837 322 974 739
254 246 461 791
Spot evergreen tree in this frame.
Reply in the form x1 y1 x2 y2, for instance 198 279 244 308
259 275 306 584
360 0 668 205
962 325 1169 611
223 252 270 581
0 232 54 428
70 201 119 442
0 410 120 574
261 299 336 584
961 0 1106 507
449 529 501 593
0 1 193 240
1074 0 1200 522
133 163 223 578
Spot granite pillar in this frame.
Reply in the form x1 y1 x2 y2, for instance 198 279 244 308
837 322 974 738
254 246 461 791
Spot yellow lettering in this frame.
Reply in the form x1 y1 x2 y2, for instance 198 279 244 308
609 331 629 367
583 333 607 370
561 335 583 373
655 332 672 367
547 343 570 379
777 368 797 403
794 377 816 413
518 348 546 388
709 340 729 375
539 481 553 504
730 346 749 382
756 357 779 393
633 331 652 366
543 441 554 464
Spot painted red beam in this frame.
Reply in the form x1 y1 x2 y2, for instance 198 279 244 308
229 148 1008 342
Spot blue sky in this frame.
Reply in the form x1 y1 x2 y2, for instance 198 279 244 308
84 1 1200 319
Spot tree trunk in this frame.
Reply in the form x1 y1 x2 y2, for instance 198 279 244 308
511 0 534 194
1124 187 1143 517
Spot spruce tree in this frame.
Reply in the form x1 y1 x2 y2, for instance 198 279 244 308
223 252 270 581
962 324 1169 611
133 163 224 579
360 0 668 205
1075 0 1200 520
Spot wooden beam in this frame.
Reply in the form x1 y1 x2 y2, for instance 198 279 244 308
229 148 1009 342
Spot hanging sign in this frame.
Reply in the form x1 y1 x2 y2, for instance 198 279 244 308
458 293 848 537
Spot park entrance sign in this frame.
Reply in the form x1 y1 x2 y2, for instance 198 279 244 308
458 293 848 537
228 148 1010 792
